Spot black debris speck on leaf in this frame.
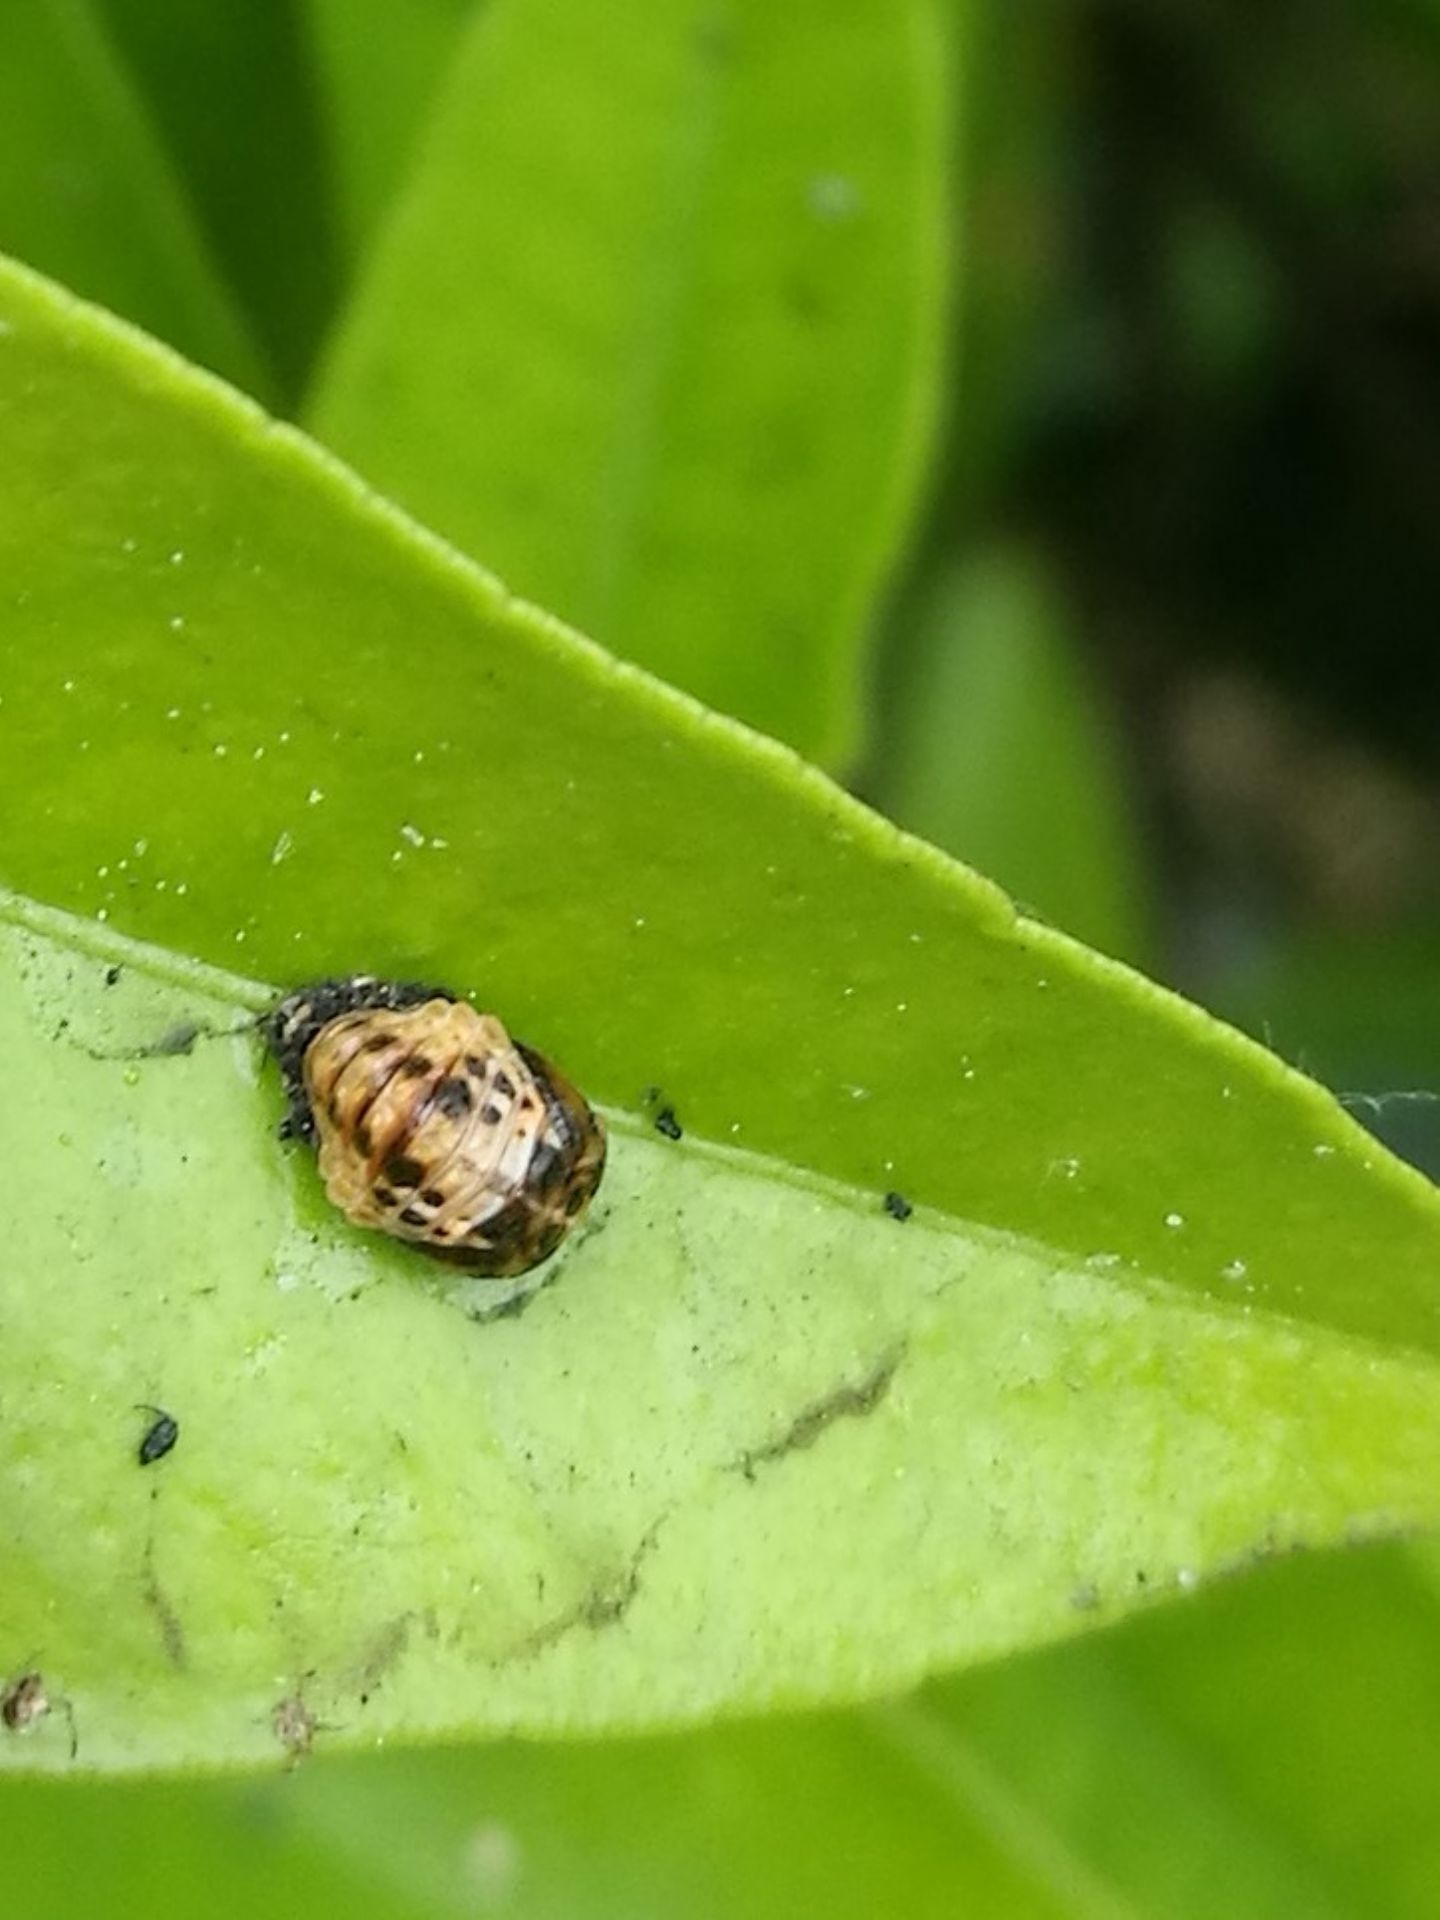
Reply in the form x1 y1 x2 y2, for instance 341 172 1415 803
137 1407 179 1466
153 1022 200 1057
103 965 122 987
883 1190 913 1222
653 1106 683 1141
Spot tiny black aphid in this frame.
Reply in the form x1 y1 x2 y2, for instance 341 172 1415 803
137 1406 179 1467
883 1190 913 1222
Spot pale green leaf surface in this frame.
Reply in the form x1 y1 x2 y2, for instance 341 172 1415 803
8 898 1440 1777
873 550 1148 961
0 0 264 394
304 0 477 258
2 258 1440 1773
309 0 948 763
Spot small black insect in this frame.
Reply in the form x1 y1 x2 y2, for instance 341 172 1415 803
641 1086 683 1140
137 1405 179 1466
103 965 122 987
883 1190 913 1222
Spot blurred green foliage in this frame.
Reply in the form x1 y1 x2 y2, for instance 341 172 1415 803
1 0 1438 1912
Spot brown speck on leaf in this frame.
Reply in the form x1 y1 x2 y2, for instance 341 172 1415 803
272 1690 318 1762
1 1671 48 1733
735 1348 904 1480
141 1543 187 1669
2 1671 78 1759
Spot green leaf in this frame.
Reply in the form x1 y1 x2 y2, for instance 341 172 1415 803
943 1539 1440 1919
2 255 1440 1776
9 1544 1440 1915
304 0 475 259
94 0 341 403
0 0 265 395
871 549 1149 962
0 1710 1081 1919
2 1551 1440 1912
308 0 950 763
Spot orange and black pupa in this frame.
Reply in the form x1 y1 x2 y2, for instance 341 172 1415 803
266 976 605 1278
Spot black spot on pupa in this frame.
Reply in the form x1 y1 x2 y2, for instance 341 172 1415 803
434 1076 472 1117
399 1056 431 1078
363 1033 393 1053
399 1206 428 1228
383 1154 424 1189
491 1070 515 1099
479 1103 503 1127
420 1188 445 1208
372 1186 397 1209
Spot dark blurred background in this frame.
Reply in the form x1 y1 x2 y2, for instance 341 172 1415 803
873 0 1440 1176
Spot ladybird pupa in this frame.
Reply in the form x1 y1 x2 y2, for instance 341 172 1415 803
265 977 605 1278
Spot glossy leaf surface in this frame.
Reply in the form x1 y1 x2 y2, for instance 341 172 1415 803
0 0 262 391
310 0 949 762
